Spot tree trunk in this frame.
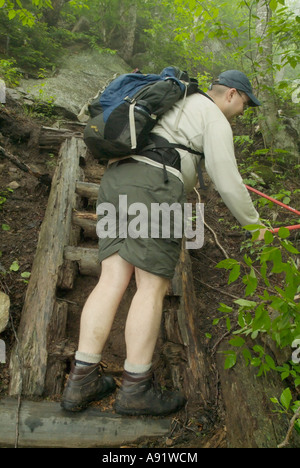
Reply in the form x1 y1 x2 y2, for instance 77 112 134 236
120 0 138 62
255 0 298 157
42 0 67 26
216 339 298 448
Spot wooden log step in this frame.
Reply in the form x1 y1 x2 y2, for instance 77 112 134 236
0 398 171 448
72 211 97 239
64 246 100 277
75 180 99 200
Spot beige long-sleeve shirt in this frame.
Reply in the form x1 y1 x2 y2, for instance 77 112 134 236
132 92 260 228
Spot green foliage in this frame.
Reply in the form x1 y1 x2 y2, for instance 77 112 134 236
216 227 300 385
0 12 64 73
0 0 52 26
0 58 20 85
216 224 300 439
0 0 299 90
271 388 300 436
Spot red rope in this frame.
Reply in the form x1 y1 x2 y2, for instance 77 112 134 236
271 224 300 233
246 185 300 233
246 185 300 216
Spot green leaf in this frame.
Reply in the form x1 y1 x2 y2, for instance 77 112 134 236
234 299 257 308
252 307 271 333
243 254 253 266
243 224 265 232
9 260 19 272
1 224 10 231
265 354 276 370
270 397 279 404
253 344 264 356
218 303 233 314
280 388 292 410
228 264 241 284
195 31 205 42
278 227 290 239
269 0 278 11
229 337 245 347
281 240 300 254
224 352 237 369
251 356 261 367
295 378 300 387
8 10 17 20
216 259 239 270
242 348 252 365
281 371 290 380
244 269 258 297
21 271 31 278
264 230 274 244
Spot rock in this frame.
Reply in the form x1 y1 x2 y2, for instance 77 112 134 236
253 165 278 185
17 49 131 119
0 292 10 333
7 181 20 190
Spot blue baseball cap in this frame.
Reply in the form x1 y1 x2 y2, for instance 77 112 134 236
212 70 261 107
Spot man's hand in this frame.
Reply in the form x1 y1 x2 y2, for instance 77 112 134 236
256 228 268 241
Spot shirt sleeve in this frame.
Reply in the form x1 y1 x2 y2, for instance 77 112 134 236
202 119 260 228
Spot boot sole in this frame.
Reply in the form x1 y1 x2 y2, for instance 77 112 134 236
114 403 183 417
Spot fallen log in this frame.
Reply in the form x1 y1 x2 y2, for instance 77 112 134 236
9 137 85 397
163 246 213 408
38 126 83 152
0 398 171 448
0 145 51 186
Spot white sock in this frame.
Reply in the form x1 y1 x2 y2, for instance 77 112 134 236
75 351 102 367
124 359 152 374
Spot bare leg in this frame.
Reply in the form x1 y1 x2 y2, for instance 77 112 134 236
77 253 134 355
124 267 169 367
115 268 186 416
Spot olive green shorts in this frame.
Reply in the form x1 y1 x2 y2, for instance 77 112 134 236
97 160 186 279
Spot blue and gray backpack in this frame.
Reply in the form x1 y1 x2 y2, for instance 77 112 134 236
83 66 204 161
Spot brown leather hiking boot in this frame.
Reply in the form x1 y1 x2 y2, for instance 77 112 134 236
115 370 186 416
61 362 116 412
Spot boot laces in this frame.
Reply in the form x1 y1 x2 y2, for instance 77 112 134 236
97 360 108 376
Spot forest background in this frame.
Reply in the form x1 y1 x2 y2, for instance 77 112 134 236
0 0 299 154
0 0 300 446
